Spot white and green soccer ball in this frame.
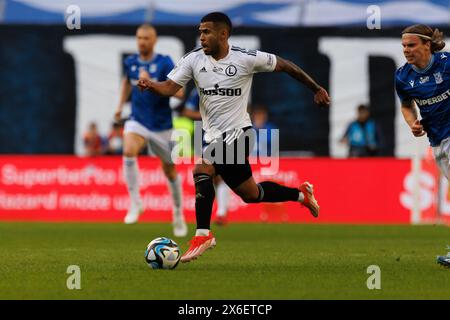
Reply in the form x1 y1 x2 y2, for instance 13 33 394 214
145 237 180 270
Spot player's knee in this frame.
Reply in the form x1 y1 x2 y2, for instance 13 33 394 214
162 163 176 179
239 190 260 203
123 147 139 158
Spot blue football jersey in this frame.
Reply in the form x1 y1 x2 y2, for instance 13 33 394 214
185 87 200 111
395 52 450 147
124 53 175 131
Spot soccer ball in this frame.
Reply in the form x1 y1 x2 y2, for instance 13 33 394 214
144 237 180 270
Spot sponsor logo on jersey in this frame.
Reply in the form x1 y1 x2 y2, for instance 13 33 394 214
414 89 450 106
419 76 429 84
225 65 237 76
212 66 223 73
433 72 443 84
199 87 242 96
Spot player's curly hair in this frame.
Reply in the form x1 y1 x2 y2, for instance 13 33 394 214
401 24 446 53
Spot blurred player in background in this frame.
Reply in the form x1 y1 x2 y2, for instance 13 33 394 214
395 24 449 179
115 24 188 237
138 12 330 263
181 88 231 226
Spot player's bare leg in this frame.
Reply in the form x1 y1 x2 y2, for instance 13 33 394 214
123 132 146 224
233 177 319 218
161 161 188 237
214 175 230 226
181 162 217 263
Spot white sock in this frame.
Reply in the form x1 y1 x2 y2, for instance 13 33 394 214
215 180 230 217
167 175 183 220
123 157 142 208
196 229 210 236
298 192 305 202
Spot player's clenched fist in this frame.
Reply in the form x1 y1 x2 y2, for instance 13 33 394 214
411 119 426 137
314 87 330 107
137 78 152 91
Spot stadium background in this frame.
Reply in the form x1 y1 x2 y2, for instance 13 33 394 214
0 0 449 224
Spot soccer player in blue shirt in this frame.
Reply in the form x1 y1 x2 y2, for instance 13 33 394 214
114 24 188 237
395 24 449 180
395 24 450 267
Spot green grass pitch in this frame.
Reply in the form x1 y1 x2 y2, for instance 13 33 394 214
0 222 448 299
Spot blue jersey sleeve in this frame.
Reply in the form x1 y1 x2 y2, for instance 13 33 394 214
185 88 199 111
395 72 411 104
163 56 175 80
123 56 133 81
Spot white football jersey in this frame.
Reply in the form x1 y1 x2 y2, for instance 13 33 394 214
168 46 277 143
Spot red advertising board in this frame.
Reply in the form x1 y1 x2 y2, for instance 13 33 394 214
0 156 419 224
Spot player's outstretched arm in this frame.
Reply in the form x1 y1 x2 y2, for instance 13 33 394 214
400 101 426 137
274 56 330 107
137 78 182 97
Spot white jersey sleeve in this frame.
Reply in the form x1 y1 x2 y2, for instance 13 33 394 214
251 50 277 73
167 51 195 86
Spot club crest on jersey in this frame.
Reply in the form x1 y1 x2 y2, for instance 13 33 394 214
409 80 415 88
225 65 237 76
433 72 443 84
131 65 137 72
150 64 157 73
419 76 429 84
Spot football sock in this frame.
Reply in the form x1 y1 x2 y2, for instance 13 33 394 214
256 181 300 203
215 180 230 217
167 175 183 220
123 157 142 207
193 173 215 230
195 229 210 236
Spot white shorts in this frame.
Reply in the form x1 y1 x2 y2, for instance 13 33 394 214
432 137 450 180
124 120 174 164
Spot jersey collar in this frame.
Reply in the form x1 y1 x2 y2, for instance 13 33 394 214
208 45 232 63
411 54 435 73
138 53 157 64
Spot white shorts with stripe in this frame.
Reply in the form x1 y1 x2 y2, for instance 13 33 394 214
124 120 174 164
432 137 450 180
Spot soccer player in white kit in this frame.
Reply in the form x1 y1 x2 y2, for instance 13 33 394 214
138 12 330 263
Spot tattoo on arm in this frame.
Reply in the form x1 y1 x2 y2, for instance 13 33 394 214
275 56 321 92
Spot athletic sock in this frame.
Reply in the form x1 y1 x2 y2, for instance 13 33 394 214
123 157 142 208
215 180 230 217
167 175 183 220
195 229 210 236
193 173 215 230
256 181 299 202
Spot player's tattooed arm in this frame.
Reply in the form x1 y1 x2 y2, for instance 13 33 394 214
137 78 182 97
400 100 426 137
274 56 330 107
